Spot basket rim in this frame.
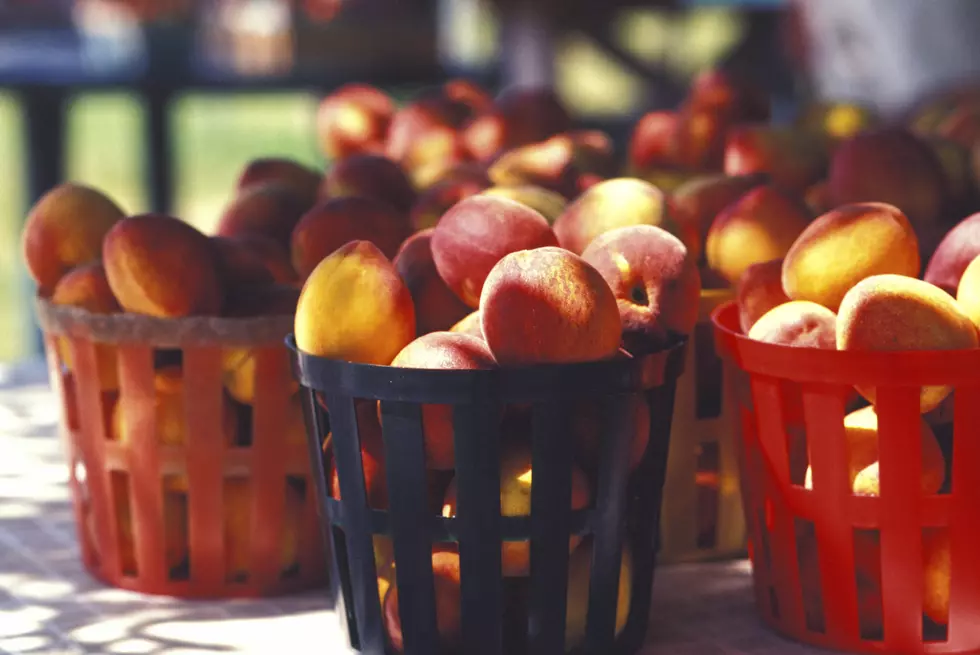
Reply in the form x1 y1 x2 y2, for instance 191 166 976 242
36 296 294 347
287 334 688 402
711 300 980 386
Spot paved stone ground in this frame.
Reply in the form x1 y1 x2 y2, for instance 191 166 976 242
0 360 829 655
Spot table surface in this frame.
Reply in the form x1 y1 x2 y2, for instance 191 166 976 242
0 359 833 655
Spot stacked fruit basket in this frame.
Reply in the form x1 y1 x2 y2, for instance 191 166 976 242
23 68 980 653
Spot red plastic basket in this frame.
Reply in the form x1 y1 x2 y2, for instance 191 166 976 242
37 298 326 598
712 300 980 654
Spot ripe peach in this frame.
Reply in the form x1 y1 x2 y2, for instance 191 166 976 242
51 263 121 390
481 185 567 224
294 241 415 366
235 157 321 209
320 154 417 215
215 184 309 251
574 393 650 473
211 236 276 288
462 86 571 162
442 445 591 576
430 195 558 308
385 332 496 469
923 530 951 625
22 183 125 293
315 83 393 160
686 68 770 124
838 274 978 412
290 196 411 281
449 311 483 339
954 254 980 327
432 161 492 188
724 124 826 194
735 258 789 333
553 178 672 256
400 123 471 191
565 541 632 649
747 301 837 349
327 399 388 508
629 110 677 173
221 341 300 406
103 214 223 317
394 229 471 335
782 203 920 312
666 107 727 171
924 212 980 295
480 247 621 365
386 95 472 166
443 78 493 115
487 135 579 198
704 185 811 287
582 224 700 353
409 178 489 231
669 172 766 264
383 552 462 650
827 128 947 252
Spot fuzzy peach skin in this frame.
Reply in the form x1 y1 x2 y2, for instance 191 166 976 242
449 310 483 339
581 224 701 353
103 214 223 317
235 157 321 209
480 247 621 365
383 332 496 470
315 83 393 160
386 94 471 165
22 182 126 293
294 240 415 365
782 203 920 312
218 234 297 286
320 153 417 215
51 263 122 390
628 110 677 172
735 259 789 333
214 184 308 251
394 229 472 335
747 301 837 349
837 274 978 412
922 529 951 625
704 185 811 287
804 406 944 495
462 86 571 163
409 178 489 231
924 212 980 295
442 445 591 576
383 552 463 651
290 196 411 281
723 124 826 194
956 254 980 328
487 134 579 198
430 195 558 308
553 178 674 256
481 185 568 224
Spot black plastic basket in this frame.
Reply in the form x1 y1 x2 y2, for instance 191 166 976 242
289 335 686 655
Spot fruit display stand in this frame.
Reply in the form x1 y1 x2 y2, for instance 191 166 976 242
291 336 686 655
712 300 977 654
659 287 747 564
36 298 327 598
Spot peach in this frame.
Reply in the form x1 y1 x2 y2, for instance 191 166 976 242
383 552 462 651
462 86 571 162
954 254 980 327
669 172 766 265
666 107 727 171
235 157 321 209
223 283 300 318
924 212 980 294
724 124 826 194
290 196 411 281
480 247 621 365
430 195 558 308
394 229 471 335
221 343 299 405
294 240 415 365
704 185 811 287
315 83 393 160
735 258 789 333
838 274 978 412
796 102 876 142
432 161 492 188
686 68 770 124
22 183 125 293
443 78 493 115
639 169 698 195
487 135 579 198
553 178 673 256
574 393 650 473
103 214 223 317
782 203 920 312
565 541 632 650
628 110 677 173
923 530 951 625
384 332 496 469
409 178 489 231
100 478 189 575
582 224 701 353
480 185 567 224
747 301 837 349
222 477 304 579
442 445 591 576
211 236 276 288
400 123 471 191
320 154 417 215
214 184 309 251
449 311 483 339
827 128 947 252
328 421 389 510
386 95 471 165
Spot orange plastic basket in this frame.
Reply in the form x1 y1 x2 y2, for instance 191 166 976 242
712 299 980 654
37 298 326 598
659 289 746 564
